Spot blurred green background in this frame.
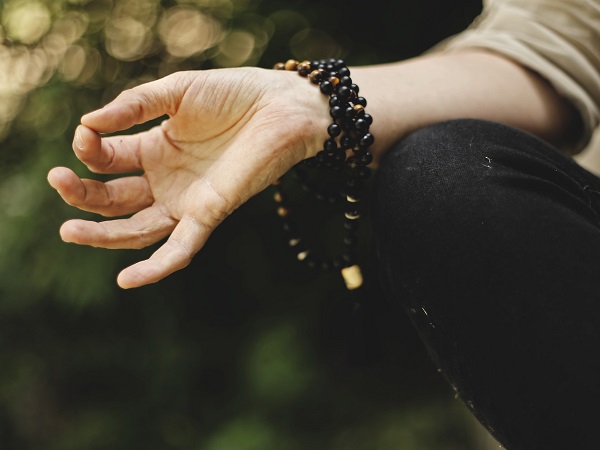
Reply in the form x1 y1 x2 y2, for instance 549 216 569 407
0 0 491 449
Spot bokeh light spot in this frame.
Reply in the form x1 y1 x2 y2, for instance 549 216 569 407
158 6 224 58
290 28 342 61
105 16 153 61
2 1 51 45
214 31 256 67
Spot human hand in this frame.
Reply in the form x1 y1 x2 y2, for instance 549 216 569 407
47 68 330 288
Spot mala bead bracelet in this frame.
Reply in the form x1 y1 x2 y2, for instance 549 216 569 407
272 58 374 292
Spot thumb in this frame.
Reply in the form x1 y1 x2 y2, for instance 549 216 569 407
81 72 194 133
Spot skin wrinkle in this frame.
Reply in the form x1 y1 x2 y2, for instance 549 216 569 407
103 138 117 172
198 178 235 225
103 182 116 209
164 224 196 268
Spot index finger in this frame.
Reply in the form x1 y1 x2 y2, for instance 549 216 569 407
81 72 195 133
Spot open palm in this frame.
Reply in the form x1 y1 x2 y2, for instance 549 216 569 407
48 68 329 288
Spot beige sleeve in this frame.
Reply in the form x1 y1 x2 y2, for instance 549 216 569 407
431 0 600 153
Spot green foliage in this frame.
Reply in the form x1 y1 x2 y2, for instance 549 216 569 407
0 0 485 448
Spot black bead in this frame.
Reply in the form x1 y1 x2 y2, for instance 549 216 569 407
344 235 358 246
303 157 317 168
350 83 359 94
346 177 363 189
282 221 297 234
316 151 327 163
363 113 373 125
332 257 343 269
330 106 344 119
344 219 359 232
325 63 334 71
340 118 354 131
360 152 373 165
320 81 334 95
340 135 356 149
329 96 340 107
357 166 371 179
355 96 367 107
333 148 346 161
324 138 337 152
327 123 341 137
342 253 356 264
338 67 350 77
354 118 369 133
345 156 360 170
339 76 352 86
345 106 357 118
334 59 346 69
360 133 374 147
337 85 351 99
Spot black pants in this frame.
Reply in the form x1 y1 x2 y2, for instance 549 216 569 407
371 119 600 450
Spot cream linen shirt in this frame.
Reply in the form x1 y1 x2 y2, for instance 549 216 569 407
433 0 600 154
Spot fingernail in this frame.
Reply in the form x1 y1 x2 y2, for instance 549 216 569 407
74 127 85 150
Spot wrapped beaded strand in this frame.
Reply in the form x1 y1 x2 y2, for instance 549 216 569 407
272 58 374 292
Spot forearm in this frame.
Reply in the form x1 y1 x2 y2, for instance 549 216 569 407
352 50 581 161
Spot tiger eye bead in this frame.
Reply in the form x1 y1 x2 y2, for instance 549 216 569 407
345 209 360 220
297 61 311 76
277 207 289 217
285 59 299 71
353 104 365 116
309 69 326 83
273 62 285 70
328 76 340 88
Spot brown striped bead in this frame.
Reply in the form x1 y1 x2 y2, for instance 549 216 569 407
297 61 311 76
273 62 285 70
328 76 340 87
284 59 299 71
353 104 365 115
308 69 326 84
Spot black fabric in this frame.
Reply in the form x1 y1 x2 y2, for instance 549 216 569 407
371 119 600 450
